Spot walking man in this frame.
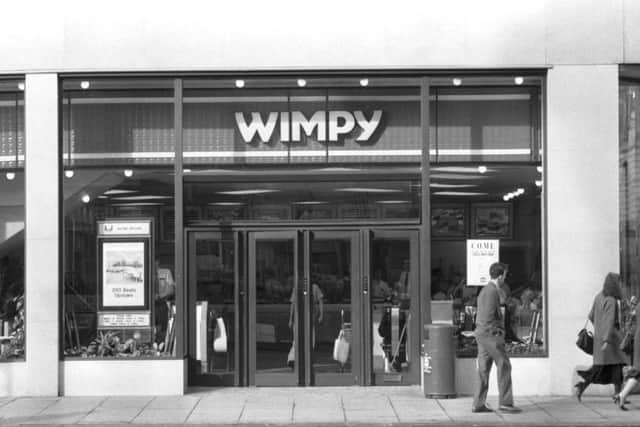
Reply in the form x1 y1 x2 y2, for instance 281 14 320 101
472 262 522 414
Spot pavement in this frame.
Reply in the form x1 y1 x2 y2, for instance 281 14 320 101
0 387 639 426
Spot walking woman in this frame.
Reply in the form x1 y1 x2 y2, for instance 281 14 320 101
575 272 626 401
613 295 640 410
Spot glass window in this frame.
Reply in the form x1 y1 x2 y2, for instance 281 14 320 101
620 78 640 300
61 79 176 358
0 80 25 360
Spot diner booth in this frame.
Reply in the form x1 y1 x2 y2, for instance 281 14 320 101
59 75 544 388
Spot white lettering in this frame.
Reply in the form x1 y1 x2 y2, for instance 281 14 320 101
291 111 325 141
280 111 290 142
354 110 382 141
329 111 355 141
235 112 278 142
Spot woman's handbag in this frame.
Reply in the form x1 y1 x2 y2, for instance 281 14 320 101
213 316 227 353
576 320 593 355
620 330 634 355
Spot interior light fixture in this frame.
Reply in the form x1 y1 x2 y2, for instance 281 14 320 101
477 165 487 174
17 83 25 91
291 201 328 205
375 200 411 204
81 194 91 203
516 188 525 195
432 166 494 174
5 172 15 181
80 81 90 90
535 180 543 187
123 169 133 178
183 168 192 173
452 78 462 86
503 195 509 201
334 187 401 193
235 80 245 88
429 183 476 188
103 189 137 195
208 202 246 206
537 166 543 173
514 76 524 85
297 79 307 87
217 189 279 195
112 195 172 201
433 191 488 196
360 78 369 87
64 169 75 178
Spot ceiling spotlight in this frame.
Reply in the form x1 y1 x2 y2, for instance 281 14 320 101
80 81 90 90
64 169 75 178
503 195 509 201
5 172 15 181
514 76 524 85
477 165 487 174
452 78 462 86
123 169 133 178
537 166 543 173
81 194 91 203
183 168 192 173
516 188 525 195
535 180 543 187
360 78 369 87
297 79 307 87
235 79 245 88
17 83 25 91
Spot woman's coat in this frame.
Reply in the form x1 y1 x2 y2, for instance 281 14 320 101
589 292 627 365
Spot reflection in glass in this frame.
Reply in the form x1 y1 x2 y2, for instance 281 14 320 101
255 240 294 373
194 237 235 375
371 238 411 374
311 237 351 374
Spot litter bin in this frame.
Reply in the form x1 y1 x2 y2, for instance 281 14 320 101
422 324 456 398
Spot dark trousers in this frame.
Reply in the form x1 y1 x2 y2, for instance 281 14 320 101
473 332 514 408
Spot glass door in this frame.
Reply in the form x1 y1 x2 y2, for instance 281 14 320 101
248 231 300 386
187 231 241 386
308 231 361 385
364 229 420 385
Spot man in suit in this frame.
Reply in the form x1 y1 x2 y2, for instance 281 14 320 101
472 262 522 414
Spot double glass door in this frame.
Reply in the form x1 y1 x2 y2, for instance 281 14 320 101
187 228 419 387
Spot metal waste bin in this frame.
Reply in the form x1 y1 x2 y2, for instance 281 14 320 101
422 324 456 398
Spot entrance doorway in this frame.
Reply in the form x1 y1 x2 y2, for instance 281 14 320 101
187 228 419 387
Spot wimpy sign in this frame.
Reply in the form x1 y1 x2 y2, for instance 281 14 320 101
235 110 382 143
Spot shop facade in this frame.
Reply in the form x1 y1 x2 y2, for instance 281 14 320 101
0 2 635 396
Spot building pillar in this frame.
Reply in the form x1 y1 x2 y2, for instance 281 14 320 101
547 65 619 395
24 73 59 395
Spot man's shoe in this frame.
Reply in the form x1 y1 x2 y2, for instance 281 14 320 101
471 405 493 413
498 405 522 414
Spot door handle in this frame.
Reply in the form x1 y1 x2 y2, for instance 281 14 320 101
363 276 369 295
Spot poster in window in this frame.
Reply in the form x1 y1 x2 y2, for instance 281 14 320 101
102 241 146 307
471 203 512 239
466 239 500 286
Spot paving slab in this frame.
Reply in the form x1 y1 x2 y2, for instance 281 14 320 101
78 406 143 424
132 408 192 423
145 395 200 409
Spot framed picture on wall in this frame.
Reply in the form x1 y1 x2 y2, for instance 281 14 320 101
471 203 512 239
431 204 467 238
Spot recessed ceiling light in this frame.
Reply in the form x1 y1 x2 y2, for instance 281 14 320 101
429 183 476 188
537 166 543 173
360 78 369 87
431 166 494 174
80 81 90 90
235 80 245 88
514 76 524 85
5 172 15 181
103 189 138 195
217 189 280 195
503 195 509 201
123 169 133 178
17 83 25 91
452 78 462 86
297 79 307 87
64 169 75 178
334 187 401 193
516 188 525 195
291 201 328 205
535 180 543 187
433 191 488 196
477 165 487 174
183 169 192 173
208 202 246 206
81 194 91 203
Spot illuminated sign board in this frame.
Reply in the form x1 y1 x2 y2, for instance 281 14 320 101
235 110 383 143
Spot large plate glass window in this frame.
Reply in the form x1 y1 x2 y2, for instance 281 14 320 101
428 78 545 357
0 79 25 360
61 78 176 359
